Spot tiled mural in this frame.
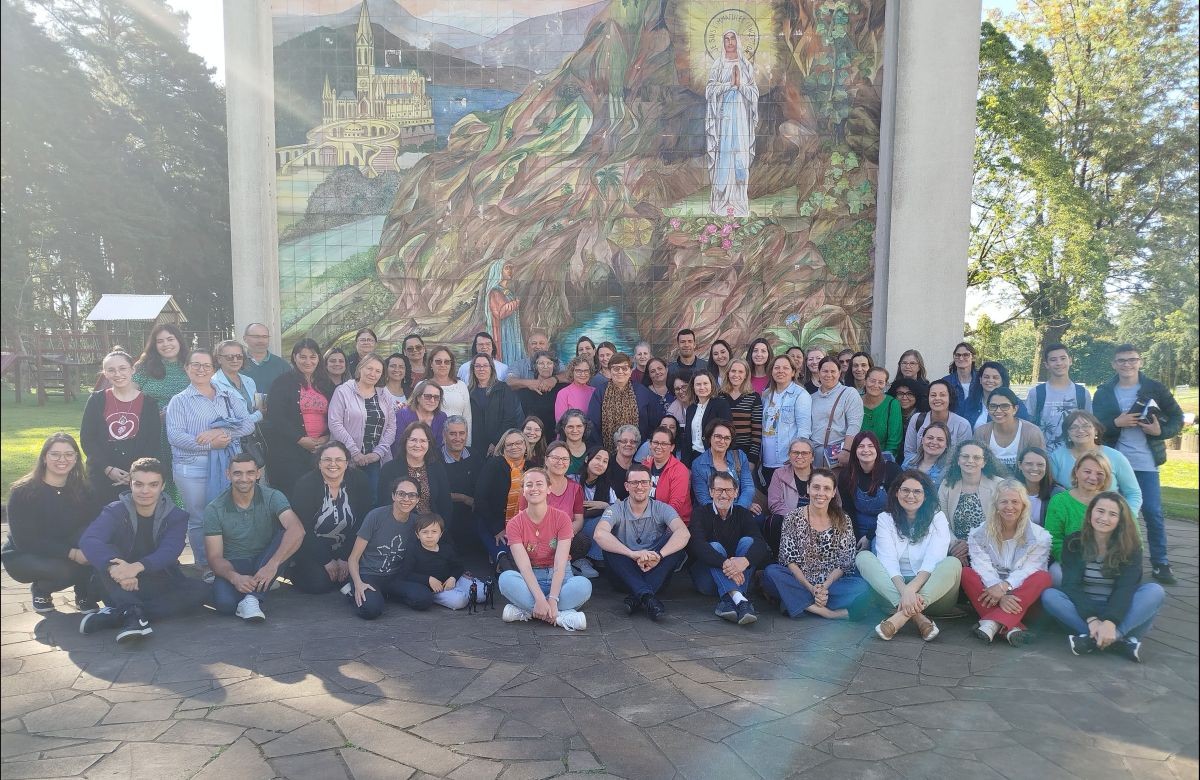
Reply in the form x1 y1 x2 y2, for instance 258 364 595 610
273 0 885 359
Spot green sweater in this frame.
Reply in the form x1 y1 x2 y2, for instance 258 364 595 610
862 395 903 460
1044 491 1087 561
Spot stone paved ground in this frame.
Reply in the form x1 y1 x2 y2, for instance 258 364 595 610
2 520 1196 780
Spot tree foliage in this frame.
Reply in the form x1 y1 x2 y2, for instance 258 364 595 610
0 0 230 347
971 1 1198 381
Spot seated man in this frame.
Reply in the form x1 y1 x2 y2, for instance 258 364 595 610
593 463 690 621
688 472 769 626
78 458 209 643
204 454 305 622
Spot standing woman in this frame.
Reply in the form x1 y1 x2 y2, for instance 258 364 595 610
808 357 864 468
556 356 596 423
81 349 162 504
403 335 427 384
264 339 332 499
323 346 349 388
706 339 734 384
892 349 929 389
631 341 653 384
2 434 100 613
289 441 373 593
963 361 1032 430
517 351 566 436
344 328 379 379
468 353 523 455
395 380 447 455
838 431 901 550
901 422 953 488
888 377 925 432
973 387 1044 475
1017 446 1063 526
377 421 453 522
901 379 973 461
681 371 731 466
942 341 978 412
1045 451 1112 564
1041 492 1164 661
939 441 1005 564
474 429 528 569
641 358 674 418
803 348 825 394
848 352 873 394
165 348 254 567
327 352 396 501
521 415 548 467
861 367 902 461
763 469 869 619
427 346 472 438
690 420 759 512
1048 411 1142 513
589 341 617 389
666 374 693 427
857 471 961 641
133 323 190 485
575 336 597 369
720 359 763 470
211 340 263 429
746 338 773 394
381 353 413 409
760 355 812 488
962 480 1052 645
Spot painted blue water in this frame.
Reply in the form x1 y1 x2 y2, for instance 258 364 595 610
557 306 644 356
428 85 519 140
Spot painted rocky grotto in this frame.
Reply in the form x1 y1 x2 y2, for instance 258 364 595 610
274 0 884 358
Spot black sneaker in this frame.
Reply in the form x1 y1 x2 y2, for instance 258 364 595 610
622 595 642 615
115 607 153 643
734 600 758 626
645 596 666 622
1068 633 1096 656
79 607 123 635
1005 627 1036 647
1151 564 1177 585
1113 636 1142 663
714 596 738 622
31 587 55 613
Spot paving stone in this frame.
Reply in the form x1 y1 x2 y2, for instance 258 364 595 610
877 721 937 753
724 726 829 777
352 698 450 728
826 732 908 760
754 707 840 746
270 749 351 780
447 758 505 780
648 723 759 778
485 697 580 738
410 705 505 745
2 691 80 721
0 732 83 760
450 662 526 706
846 667 922 695
562 660 650 698
335 711 466 776
372 667 477 704
39 740 121 758
43 720 173 742
893 700 1012 731
594 679 697 726
456 738 566 760
341 747 416 780
85 742 216 779
495 760 568 780
667 673 737 708
885 751 1007 779
206 701 315 732
0 754 102 779
711 676 843 715
670 709 741 741
20 694 110 732
562 699 675 780
261 719 345 758
976 744 1080 780
496 717 546 738
805 757 904 779
158 718 247 745
282 691 377 718
101 696 179 724
709 698 782 727
567 749 602 772
193 737 276 780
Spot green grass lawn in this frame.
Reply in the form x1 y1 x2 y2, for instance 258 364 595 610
2 393 89 497
1161 458 1199 523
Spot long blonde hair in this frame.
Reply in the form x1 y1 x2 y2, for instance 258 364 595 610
722 358 755 396
985 479 1031 548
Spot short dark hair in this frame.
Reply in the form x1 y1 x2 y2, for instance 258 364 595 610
1113 343 1139 356
986 386 1020 408
316 440 351 461
709 471 737 491
389 476 419 497
1042 342 1069 361
626 463 652 480
608 352 632 369
129 457 166 478
676 328 696 341
413 513 444 533
229 452 259 467
650 425 676 445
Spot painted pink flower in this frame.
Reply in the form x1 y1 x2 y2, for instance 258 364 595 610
721 238 733 250
669 218 682 230
704 223 719 234
721 224 734 236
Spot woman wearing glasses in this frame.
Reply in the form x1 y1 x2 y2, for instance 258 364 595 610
641 425 692 525
211 340 263 427
328 352 397 501
402 335 427 384
555 356 597 424
1047 411 1142 514
346 477 433 619
395 380 448 453
474 429 530 570
468 353 523 455
690 420 759 513
427 346 472 439
345 328 379 379
290 441 374 593
972 387 1044 476
377 421 453 523
938 441 1005 565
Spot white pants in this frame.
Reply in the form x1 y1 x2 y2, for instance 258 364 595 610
433 576 488 610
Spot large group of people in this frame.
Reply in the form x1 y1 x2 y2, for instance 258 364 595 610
1 322 1183 664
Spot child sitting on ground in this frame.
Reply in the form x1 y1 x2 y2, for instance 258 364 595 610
405 513 485 610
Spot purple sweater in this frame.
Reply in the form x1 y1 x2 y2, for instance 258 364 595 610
328 381 397 464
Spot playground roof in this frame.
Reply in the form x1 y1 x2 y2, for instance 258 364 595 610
85 294 188 323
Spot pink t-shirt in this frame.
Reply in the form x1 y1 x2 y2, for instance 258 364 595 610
298 385 329 438
519 478 584 519
555 383 595 422
506 506 573 569
751 375 771 394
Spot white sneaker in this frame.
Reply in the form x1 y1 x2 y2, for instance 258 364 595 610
973 619 999 642
572 559 599 579
340 581 353 597
235 594 266 623
554 609 587 632
502 604 531 623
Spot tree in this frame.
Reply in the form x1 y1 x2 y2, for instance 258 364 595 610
971 3 1198 381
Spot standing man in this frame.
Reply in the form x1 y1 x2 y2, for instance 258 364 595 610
242 323 289 396
508 328 565 392
667 329 708 379
204 454 305 622
441 415 478 551
1027 343 1092 451
1093 344 1184 585
593 464 691 621
78 458 209 642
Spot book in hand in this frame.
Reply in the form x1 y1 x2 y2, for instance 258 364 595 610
1127 396 1160 422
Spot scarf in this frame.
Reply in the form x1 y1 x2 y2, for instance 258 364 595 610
504 456 524 522
314 481 354 549
601 382 639 452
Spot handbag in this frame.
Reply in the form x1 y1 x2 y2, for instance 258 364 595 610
821 388 849 467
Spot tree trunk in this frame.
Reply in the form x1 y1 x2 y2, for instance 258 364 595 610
1031 321 1070 384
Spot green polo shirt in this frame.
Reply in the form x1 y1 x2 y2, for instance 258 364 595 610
203 485 290 560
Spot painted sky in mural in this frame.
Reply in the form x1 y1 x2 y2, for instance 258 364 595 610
273 0 885 358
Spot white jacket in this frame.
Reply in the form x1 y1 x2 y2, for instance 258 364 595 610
875 511 953 579
966 521 1050 589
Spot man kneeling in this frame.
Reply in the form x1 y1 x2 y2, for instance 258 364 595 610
204 454 305 622
688 472 769 625
593 464 690 621
79 458 209 642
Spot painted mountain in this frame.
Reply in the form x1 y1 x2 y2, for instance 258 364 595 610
272 0 485 51
291 0 886 354
453 3 606 75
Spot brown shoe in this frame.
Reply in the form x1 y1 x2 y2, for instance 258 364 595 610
874 618 899 641
913 614 939 641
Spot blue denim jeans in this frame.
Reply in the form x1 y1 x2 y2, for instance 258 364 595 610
211 532 282 615
173 463 210 568
1134 470 1168 565
689 538 756 597
498 567 592 612
762 565 870 617
1041 584 1165 638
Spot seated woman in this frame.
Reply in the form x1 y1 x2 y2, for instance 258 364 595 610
1045 450 1112 566
635 416 680 462
1048 411 1142 514
2 434 100 613
404 513 486 610
838 431 901 550
901 421 952 489
555 356 596 424
289 441 374 594
720 359 763 474
857 471 962 642
519 441 593 578
763 469 869 619
767 439 814 515
939 441 1005 564
861 367 903 462
264 339 332 500
396 380 448 455
1017 446 1064 526
520 415 548 467
498 468 591 631
962 361 1032 430
474 429 528 569
642 425 692 525
517 351 566 436
468 353 523 455
327 352 396 501
578 445 615 566
690 420 758 513
608 424 641 500
377 421 453 524
902 379 973 462
346 477 432 619
1041 492 1164 661
681 371 731 467
962 479 1052 645
556 410 591 477
973 387 1044 476
81 349 162 505
641 357 674 418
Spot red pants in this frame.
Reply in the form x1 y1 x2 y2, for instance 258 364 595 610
961 567 1051 631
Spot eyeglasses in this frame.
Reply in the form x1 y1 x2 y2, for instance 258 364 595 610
894 391 914 398
319 457 347 465
650 440 671 447
546 455 570 463
504 441 526 449
1068 422 1094 432
709 433 732 441
617 439 639 446
420 393 441 401
898 487 924 497
393 490 419 500
610 365 631 373
711 487 736 494
789 450 812 457
404 345 424 353
431 358 451 365
218 353 243 361
626 479 651 487
46 452 77 461
987 403 1013 412
187 363 214 371
1114 357 1141 365
953 352 973 359
959 454 986 462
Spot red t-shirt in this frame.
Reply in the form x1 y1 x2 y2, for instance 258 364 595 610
519 478 584 519
506 506 573 569
104 390 145 442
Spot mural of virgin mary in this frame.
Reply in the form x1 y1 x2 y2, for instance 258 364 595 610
481 260 525 365
705 30 759 218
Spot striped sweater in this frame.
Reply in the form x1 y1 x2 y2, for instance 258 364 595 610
722 391 763 463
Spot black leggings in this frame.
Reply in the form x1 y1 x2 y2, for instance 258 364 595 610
2 545 95 597
353 572 434 620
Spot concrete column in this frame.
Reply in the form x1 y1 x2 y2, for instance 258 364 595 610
872 0 981 376
224 0 281 352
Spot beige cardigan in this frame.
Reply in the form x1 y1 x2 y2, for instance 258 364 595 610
938 475 1002 530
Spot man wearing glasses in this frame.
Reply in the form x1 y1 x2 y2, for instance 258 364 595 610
1093 345 1185 584
593 463 690 621
506 328 566 392
687 472 770 625
240 323 289 395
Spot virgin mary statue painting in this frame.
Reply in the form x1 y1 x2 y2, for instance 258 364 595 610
706 30 759 218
